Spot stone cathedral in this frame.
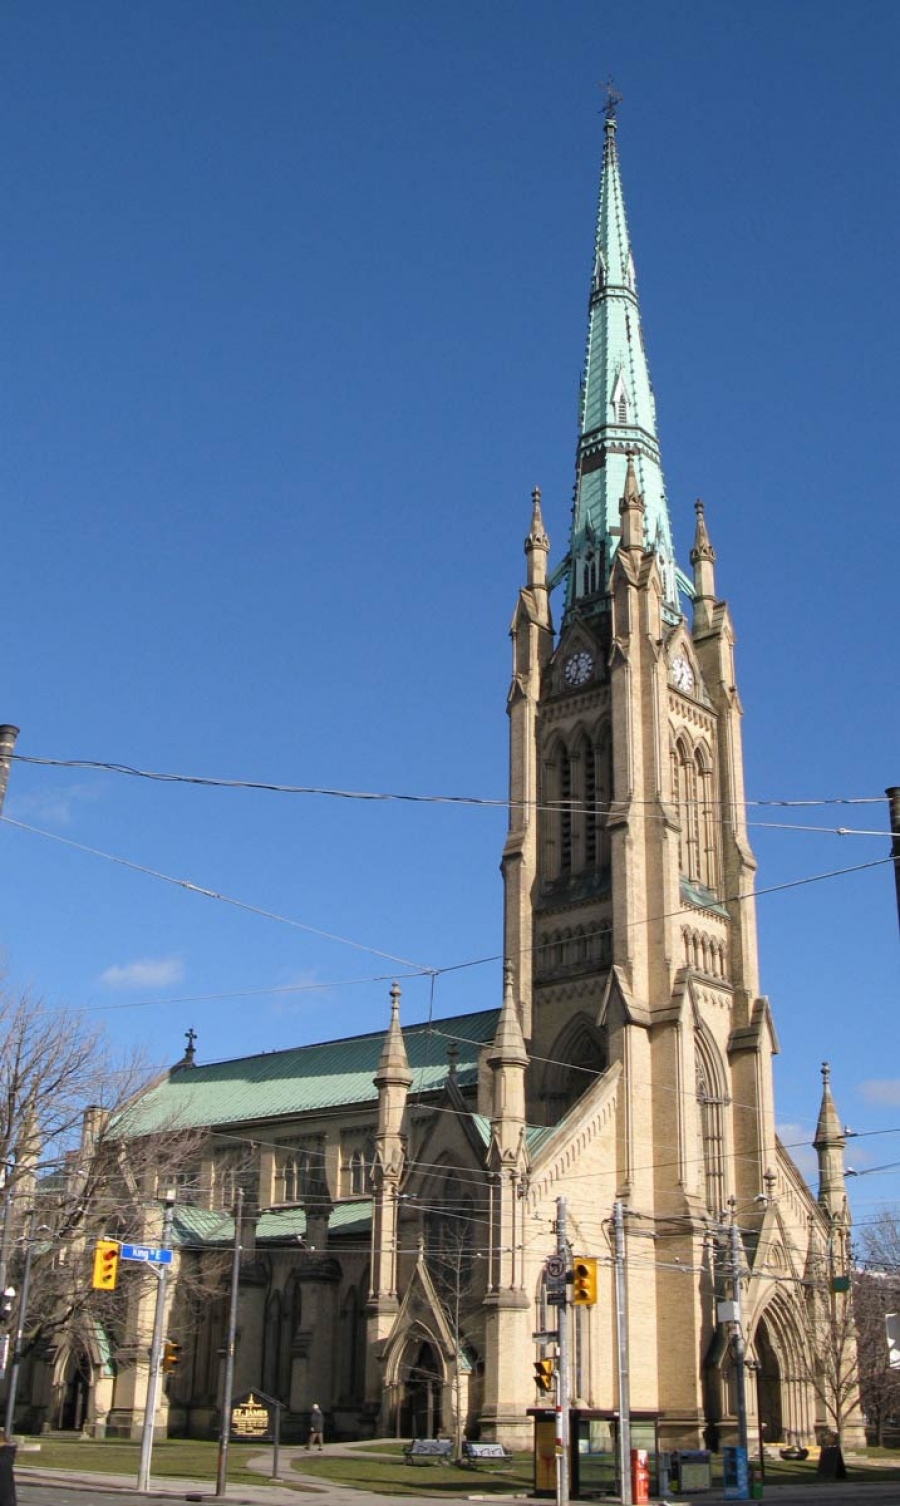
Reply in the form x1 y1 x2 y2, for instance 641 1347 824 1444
18 109 862 1474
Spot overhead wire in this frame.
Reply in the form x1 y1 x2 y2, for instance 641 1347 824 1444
9 752 890 831
1 815 891 1019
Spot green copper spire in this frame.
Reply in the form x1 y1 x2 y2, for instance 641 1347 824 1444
560 100 679 618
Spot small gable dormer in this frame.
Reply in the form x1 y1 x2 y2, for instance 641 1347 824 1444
611 370 630 426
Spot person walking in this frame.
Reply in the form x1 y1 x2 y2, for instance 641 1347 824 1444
308 1402 324 1450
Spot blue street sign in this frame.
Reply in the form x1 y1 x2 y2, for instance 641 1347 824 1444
120 1243 173 1266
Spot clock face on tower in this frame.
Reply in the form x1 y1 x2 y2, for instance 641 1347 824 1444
564 650 594 688
671 654 695 693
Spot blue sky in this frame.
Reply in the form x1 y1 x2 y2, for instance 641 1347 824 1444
1 2 898 1229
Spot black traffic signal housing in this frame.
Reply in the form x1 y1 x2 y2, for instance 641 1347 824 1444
0 1287 14 1322
92 1239 120 1291
572 1255 597 1305
534 1357 554 1394
162 1340 182 1375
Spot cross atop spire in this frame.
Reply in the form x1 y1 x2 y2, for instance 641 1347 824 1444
602 77 622 122
561 102 679 621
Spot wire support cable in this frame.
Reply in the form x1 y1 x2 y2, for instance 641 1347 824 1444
1 816 433 975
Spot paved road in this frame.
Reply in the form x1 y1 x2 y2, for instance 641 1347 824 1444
14 1456 900 1506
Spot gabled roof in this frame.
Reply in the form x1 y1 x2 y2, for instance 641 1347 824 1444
119 1008 499 1136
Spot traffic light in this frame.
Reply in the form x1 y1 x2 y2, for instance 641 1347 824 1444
162 1340 182 1375
92 1239 120 1291
572 1255 597 1305
0 1287 14 1323
533 1358 554 1394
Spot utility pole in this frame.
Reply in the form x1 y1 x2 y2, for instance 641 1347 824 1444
137 1190 176 1494
555 1196 569 1506
4 1206 36 1440
0 728 20 1334
613 1200 632 1506
216 1185 243 1497
887 788 900 935
0 726 19 818
727 1200 749 1457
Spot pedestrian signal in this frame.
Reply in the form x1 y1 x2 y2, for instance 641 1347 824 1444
162 1340 182 1374
534 1358 554 1393
572 1256 597 1305
92 1239 120 1291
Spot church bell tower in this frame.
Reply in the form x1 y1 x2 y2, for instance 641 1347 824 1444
502 98 775 1221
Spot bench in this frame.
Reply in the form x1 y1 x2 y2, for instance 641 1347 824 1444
403 1439 453 1464
462 1441 511 1467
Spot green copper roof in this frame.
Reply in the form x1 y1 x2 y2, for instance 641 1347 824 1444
172 1199 372 1248
120 1008 500 1137
562 104 678 618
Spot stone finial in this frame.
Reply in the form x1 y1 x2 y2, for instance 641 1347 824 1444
488 960 528 1068
690 499 717 619
525 486 550 589
618 453 645 552
690 500 716 564
374 982 413 1090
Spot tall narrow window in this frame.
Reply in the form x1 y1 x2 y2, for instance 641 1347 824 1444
584 740 597 869
674 737 702 882
697 751 718 893
617 395 628 423
560 751 572 875
696 1040 726 1216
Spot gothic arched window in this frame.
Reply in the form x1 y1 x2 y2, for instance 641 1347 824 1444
542 723 611 888
695 744 718 893
696 1032 727 1215
673 735 701 881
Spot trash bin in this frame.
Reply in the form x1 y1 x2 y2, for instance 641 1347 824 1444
0 1443 17 1506
630 1448 650 1504
672 1449 712 1492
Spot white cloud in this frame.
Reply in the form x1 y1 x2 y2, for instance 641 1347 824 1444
99 957 184 990
7 780 102 827
858 1080 900 1107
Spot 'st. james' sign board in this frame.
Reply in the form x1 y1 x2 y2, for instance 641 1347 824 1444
230 1390 275 1442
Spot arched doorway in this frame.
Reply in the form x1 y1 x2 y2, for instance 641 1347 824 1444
400 1340 442 1439
59 1348 91 1431
754 1319 782 1444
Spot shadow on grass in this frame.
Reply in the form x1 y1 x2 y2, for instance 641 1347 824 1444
291 1449 532 1496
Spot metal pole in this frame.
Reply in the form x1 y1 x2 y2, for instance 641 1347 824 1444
0 1184 15 1359
613 1200 632 1506
729 1205 749 1457
272 1401 281 1481
216 1186 243 1497
555 1196 569 1506
4 1207 36 1440
0 727 20 819
887 788 900 936
137 1192 175 1494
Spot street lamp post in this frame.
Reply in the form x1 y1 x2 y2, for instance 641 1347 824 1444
744 1359 764 1480
727 1201 749 1458
4 1208 37 1440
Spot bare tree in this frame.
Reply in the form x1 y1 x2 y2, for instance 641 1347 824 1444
855 1210 900 1445
424 1195 481 1456
799 1221 861 1447
0 988 211 1392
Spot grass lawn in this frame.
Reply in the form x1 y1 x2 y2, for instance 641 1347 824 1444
13 1436 292 1490
14 1433 900 1495
751 1453 900 1486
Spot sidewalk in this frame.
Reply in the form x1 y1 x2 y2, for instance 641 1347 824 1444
15 1445 900 1506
